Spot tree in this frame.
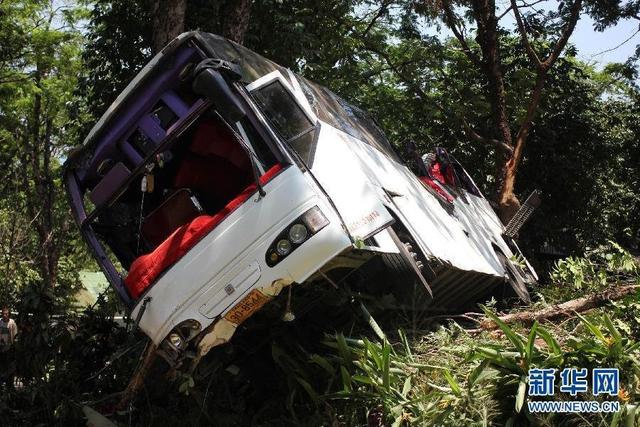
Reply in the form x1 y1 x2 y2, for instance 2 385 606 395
79 0 640 261
420 0 582 222
221 0 253 44
151 0 186 53
0 1 87 292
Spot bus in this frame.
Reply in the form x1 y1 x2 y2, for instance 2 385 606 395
63 31 537 369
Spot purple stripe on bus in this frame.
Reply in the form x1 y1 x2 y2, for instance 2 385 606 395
161 90 190 117
138 114 166 144
118 139 144 167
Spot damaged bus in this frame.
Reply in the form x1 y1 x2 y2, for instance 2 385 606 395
64 31 538 369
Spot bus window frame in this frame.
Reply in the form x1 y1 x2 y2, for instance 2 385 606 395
246 71 320 168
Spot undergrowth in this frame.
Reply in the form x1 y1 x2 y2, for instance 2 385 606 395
3 243 639 426
274 242 640 426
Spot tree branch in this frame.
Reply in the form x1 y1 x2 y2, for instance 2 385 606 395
464 122 515 154
514 72 545 147
510 0 542 67
117 341 158 410
476 284 639 331
361 0 392 37
440 0 482 66
542 0 583 70
511 0 583 155
364 42 512 155
499 0 548 20
497 5 514 21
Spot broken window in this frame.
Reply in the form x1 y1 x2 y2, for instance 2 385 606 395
251 80 317 165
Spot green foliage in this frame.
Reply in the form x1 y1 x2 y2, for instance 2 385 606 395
319 334 442 426
548 241 639 299
261 244 640 426
298 301 640 426
80 0 152 119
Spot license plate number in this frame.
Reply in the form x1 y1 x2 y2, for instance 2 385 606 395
224 289 271 325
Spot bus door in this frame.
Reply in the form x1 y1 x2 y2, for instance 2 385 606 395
246 71 393 240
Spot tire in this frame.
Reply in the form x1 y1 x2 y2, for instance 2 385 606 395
379 228 434 308
497 252 531 304
380 252 415 285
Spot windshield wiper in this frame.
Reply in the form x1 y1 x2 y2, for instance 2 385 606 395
215 111 266 198
191 59 266 197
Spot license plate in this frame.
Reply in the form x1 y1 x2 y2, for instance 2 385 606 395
224 289 271 325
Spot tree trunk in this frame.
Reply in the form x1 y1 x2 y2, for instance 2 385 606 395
117 342 158 410
472 0 512 148
497 73 546 223
470 0 520 223
221 0 252 45
151 0 187 54
19 67 60 288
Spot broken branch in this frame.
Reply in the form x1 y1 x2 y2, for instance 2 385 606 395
477 284 639 331
117 341 158 410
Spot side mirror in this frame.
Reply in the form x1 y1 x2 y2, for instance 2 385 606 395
192 65 246 123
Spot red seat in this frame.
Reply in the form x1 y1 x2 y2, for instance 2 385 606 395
125 164 284 299
173 153 252 207
173 120 253 209
189 120 251 171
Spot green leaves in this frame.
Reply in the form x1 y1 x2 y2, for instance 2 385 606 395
481 306 526 355
443 370 462 397
319 332 450 425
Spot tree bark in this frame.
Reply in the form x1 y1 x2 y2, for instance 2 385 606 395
496 0 583 223
478 284 639 330
469 0 520 222
18 65 60 288
221 0 253 45
117 342 158 410
472 0 512 150
151 0 187 54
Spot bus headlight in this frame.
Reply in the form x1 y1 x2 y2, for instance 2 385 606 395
265 206 329 267
288 224 308 244
276 239 292 255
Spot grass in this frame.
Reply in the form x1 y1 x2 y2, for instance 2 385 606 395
267 242 640 426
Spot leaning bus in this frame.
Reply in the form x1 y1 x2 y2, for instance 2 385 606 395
63 31 537 368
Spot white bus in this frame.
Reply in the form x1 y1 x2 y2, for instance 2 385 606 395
64 32 537 368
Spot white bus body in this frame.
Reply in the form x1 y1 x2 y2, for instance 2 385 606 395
64 32 536 366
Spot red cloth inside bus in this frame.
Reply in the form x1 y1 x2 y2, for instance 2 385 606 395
419 176 455 203
125 163 283 299
428 162 456 186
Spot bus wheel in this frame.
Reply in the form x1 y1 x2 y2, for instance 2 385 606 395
380 228 433 300
497 252 531 304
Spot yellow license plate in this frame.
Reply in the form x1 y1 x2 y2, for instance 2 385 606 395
224 289 272 325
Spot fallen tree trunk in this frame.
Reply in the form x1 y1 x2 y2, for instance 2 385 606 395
479 284 639 331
